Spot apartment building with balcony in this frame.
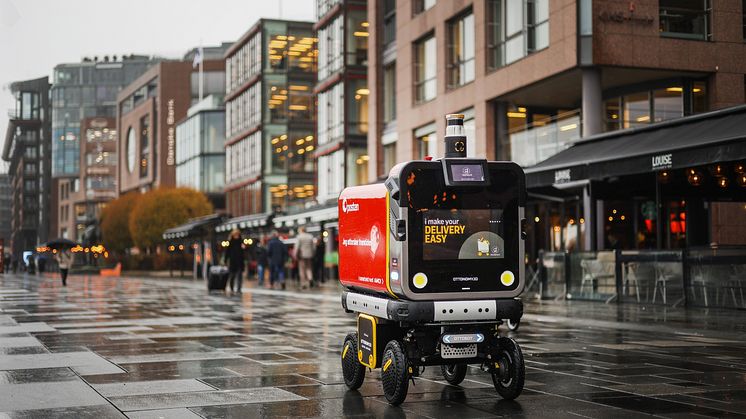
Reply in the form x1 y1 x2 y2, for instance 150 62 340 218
2 77 53 256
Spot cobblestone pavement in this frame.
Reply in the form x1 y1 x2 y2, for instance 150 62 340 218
0 272 745 418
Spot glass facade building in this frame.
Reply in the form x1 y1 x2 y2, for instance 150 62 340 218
224 19 318 216
315 1 369 204
50 57 155 178
176 96 226 203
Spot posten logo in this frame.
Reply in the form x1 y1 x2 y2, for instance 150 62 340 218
342 198 360 213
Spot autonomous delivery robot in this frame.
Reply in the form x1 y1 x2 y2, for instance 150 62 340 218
338 114 526 405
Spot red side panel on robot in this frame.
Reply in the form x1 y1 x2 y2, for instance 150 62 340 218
338 183 392 296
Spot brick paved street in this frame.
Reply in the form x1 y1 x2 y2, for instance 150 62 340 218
1 273 745 418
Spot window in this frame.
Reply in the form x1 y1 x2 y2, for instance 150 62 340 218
23 163 36 175
659 0 710 40
86 127 116 142
413 0 435 15
603 82 707 132
318 16 344 80
86 151 117 166
139 116 149 178
487 0 549 70
317 150 345 203
383 63 397 123
383 0 396 47
318 82 344 145
227 33 261 94
226 130 262 184
414 124 437 159
383 142 397 174
317 0 341 19
348 79 369 136
448 11 475 88
86 176 115 190
226 83 260 138
347 10 368 67
126 127 136 173
414 34 437 103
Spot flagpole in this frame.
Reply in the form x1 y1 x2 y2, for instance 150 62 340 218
198 43 204 101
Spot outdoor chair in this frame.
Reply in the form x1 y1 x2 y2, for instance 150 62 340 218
580 253 615 296
652 263 681 305
690 265 737 307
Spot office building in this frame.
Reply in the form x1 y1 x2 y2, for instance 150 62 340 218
0 161 12 252
176 95 226 209
367 0 746 252
314 0 370 204
2 77 53 256
117 48 227 195
224 19 317 217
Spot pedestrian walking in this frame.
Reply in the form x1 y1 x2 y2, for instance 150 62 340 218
224 229 245 293
296 226 314 289
267 231 287 289
55 249 73 287
313 236 325 284
255 238 269 287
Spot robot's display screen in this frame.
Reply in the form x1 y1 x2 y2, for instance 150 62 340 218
422 209 504 261
449 164 485 182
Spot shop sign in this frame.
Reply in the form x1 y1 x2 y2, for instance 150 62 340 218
554 169 572 184
166 99 176 166
651 153 672 171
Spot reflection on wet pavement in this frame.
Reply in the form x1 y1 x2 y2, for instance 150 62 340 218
0 273 745 418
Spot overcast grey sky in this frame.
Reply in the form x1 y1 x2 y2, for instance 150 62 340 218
0 0 315 162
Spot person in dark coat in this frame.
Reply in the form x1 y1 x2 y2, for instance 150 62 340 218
267 230 288 290
313 236 326 284
255 237 269 287
224 229 245 293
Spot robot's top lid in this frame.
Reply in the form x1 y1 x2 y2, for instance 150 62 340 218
446 114 464 126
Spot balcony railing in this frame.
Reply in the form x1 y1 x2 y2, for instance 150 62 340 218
510 111 582 168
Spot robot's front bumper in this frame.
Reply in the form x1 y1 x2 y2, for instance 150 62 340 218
341 291 523 324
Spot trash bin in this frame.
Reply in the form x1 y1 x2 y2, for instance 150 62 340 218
208 265 229 291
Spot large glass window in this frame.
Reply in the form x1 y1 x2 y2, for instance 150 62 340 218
603 82 707 131
383 63 396 123
347 10 368 67
86 151 117 166
226 130 262 184
86 127 116 142
86 176 115 190
383 142 397 175
414 124 437 159
447 11 475 88
226 83 260 138
414 34 437 103
226 32 262 94
318 15 344 80
487 0 549 70
317 150 343 203
659 0 710 40
383 0 396 48
318 82 344 145
413 0 435 15
348 79 369 136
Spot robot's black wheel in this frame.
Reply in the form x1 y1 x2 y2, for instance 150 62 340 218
341 332 365 390
380 340 409 405
440 363 468 385
491 337 525 400
507 318 521 331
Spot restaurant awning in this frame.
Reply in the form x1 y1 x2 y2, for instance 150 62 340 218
273 204 338 229
215 212 273 234
162 214 224 240
525 105 746 188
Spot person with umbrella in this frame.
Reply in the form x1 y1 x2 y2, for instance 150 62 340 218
47 239 77 287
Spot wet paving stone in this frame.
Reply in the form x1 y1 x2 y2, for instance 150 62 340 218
1 273 746 417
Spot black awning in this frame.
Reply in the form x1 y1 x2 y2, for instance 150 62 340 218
162 213 223 240
525 105 746 188
215 212 273 234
